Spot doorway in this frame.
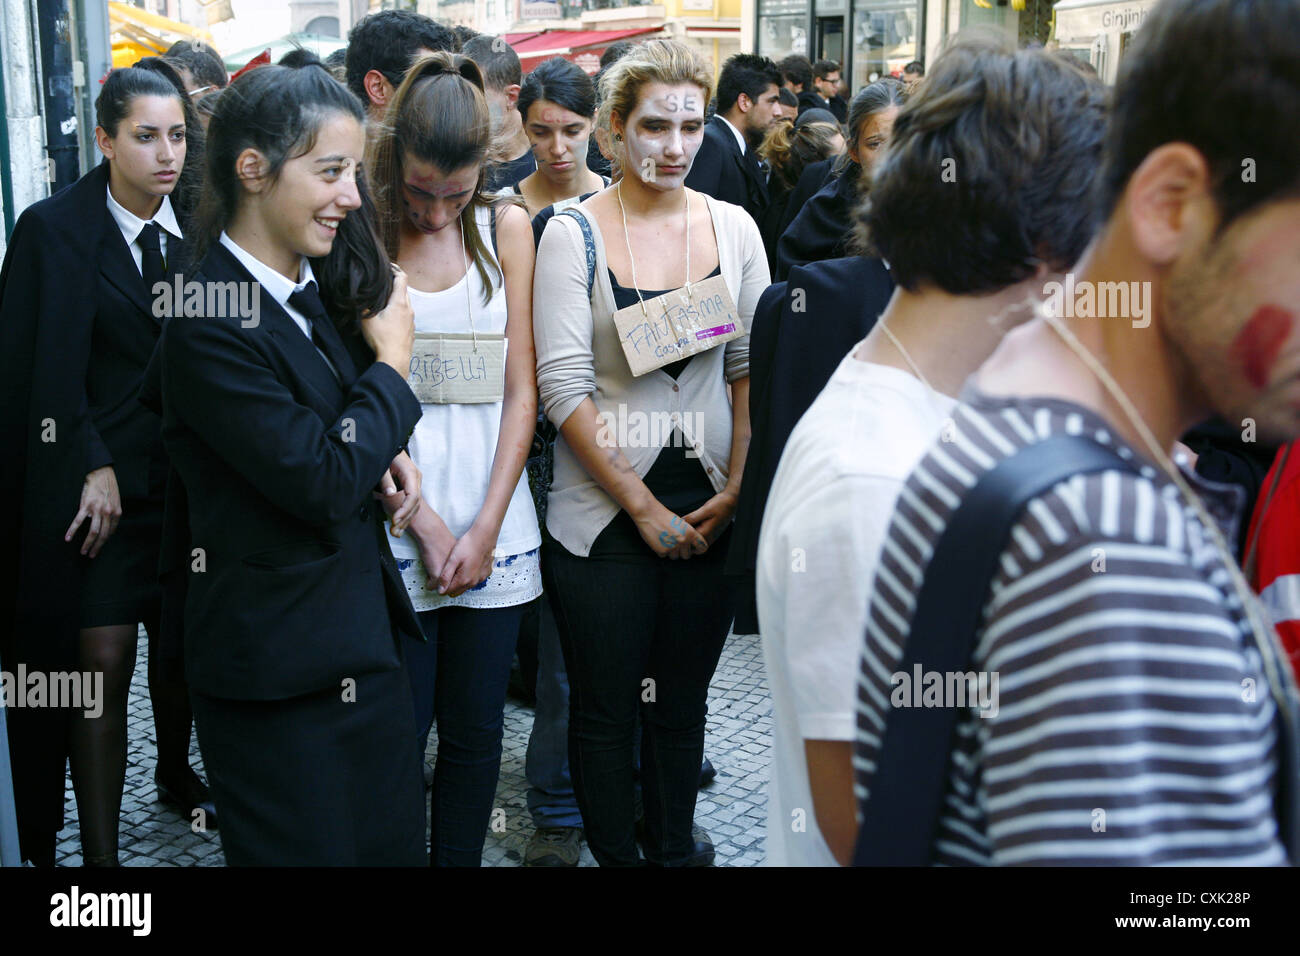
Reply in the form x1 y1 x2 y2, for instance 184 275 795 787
817 16 844 65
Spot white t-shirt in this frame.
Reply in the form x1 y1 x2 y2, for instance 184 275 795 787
389 205 541 561
756 345 956 867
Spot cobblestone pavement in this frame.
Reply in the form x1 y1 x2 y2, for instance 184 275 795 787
53 630 772 867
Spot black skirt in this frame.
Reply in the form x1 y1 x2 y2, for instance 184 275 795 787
191 666 427 866
79 494 164 628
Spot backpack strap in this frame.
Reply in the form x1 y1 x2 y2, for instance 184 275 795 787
490 204 498 260
853 434 1138 866
557 207 596 300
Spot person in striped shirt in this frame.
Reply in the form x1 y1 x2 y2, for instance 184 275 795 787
755 36 1106 866
854 0 1300 866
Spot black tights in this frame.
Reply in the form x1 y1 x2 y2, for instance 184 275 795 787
68 614 194 865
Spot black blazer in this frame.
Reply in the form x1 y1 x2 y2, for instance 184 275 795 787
725 256 895 633
775 167 860 281
155 241 423 700
89 200 191 499
796 89 829 116
0 159 190 854
685 114 769 225
775 158 834 241
827 94 849 124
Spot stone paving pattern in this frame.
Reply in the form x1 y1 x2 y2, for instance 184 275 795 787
53 630 771 867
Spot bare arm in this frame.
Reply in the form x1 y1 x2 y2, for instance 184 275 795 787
805 739 857 866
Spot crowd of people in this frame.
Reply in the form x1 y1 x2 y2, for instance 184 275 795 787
1 0 1298 869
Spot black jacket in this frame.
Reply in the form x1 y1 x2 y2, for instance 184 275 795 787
0 161 191 859
796 89 829 116
775 167 860 281
827 94 849 124
154 241 423 701
775 158 835 242
685 114 769 225
726 256 895 633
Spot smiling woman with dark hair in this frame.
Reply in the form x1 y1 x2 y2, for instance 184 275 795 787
154 61 427 866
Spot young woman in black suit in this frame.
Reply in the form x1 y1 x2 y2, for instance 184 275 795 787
0 60 210 867
154 60 427 865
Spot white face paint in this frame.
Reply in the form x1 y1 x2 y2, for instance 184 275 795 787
615 82 706 193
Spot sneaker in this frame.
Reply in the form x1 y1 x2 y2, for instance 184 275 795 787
686 825 715 867
524 826 583 867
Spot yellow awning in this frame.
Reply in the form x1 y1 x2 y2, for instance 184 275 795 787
108 0 214 68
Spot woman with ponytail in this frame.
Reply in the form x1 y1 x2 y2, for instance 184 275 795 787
369 52 540 866
152 60 427 865
0 58 208 867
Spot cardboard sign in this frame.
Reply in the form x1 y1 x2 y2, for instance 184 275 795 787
611 273 743 377
408 332 505 404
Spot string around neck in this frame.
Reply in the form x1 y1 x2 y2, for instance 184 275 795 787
616 180 691 318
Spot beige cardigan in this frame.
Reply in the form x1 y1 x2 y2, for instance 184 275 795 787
533 192 770 556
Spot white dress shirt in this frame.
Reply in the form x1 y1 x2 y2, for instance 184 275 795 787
217 231 316 339
717 114 748 155
106 186 182 275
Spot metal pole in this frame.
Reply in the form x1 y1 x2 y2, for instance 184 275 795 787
36 0 80 194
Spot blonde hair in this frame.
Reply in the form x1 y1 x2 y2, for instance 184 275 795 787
598 38 713 152
758 120 842 192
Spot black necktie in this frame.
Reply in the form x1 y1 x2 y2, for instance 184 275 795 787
288 281 354 386
138 222 166 290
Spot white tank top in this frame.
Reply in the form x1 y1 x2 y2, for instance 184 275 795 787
388 204 541 559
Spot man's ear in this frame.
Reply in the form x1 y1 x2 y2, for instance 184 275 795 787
364 69 393 111
1124 142 1213 267
735 92 752 116
504 83 521 111
235 147 269 193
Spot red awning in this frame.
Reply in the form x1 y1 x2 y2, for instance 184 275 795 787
510 27 662 72
503 32 544 45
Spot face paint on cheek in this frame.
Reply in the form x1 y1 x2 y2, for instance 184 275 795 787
624 131 660 183
1231 304 1295 389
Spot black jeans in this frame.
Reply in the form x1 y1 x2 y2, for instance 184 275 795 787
404 603 524 867
544 519 734 866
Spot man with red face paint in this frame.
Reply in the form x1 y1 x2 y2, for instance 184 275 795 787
851 0 1300 866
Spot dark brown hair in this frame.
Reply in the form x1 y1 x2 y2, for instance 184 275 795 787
860 30 1107 294
196 61 392 329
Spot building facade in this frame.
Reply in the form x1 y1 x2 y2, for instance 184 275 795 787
500 0 741 74
751 0 1057 91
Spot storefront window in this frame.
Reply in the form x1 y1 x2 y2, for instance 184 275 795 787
759 0 811 59
851 0 920 88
